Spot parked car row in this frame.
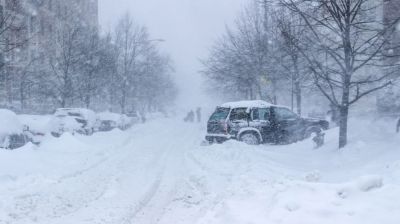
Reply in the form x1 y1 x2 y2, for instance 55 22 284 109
1 108 139 150
49 108 140 137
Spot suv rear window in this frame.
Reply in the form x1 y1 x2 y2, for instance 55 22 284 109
229 108 248 121
209 107 230 121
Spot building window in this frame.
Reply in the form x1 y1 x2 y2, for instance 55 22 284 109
30 16 37 33
0 5 3 29
57 2 61 16
40 19 45 35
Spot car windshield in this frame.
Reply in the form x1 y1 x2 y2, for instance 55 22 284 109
274 107 298 120
209 107 230 121
68 112 82 117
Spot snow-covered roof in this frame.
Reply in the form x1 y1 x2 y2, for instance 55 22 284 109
55 108 95 115
0 109 23 137
97 112 122 122
18 115 52 133
54 108 97 125
220 100 274 109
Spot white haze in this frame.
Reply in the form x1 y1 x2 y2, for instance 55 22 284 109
99 0 248 110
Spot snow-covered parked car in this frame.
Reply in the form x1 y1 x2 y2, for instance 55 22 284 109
206 100 329 145
126 111 142 124
49 108 97 137
18 115 50 145
119 114 134 130
96 112 133 132
0 109 30 149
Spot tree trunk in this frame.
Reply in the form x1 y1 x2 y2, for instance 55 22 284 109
338 105 349 148
5 71 13 105
272 79 278 104
20 82 25 112
61 98 66 108
121 90 126 113
295 81 301 115
85 95 90 109
249 86 255 100
339 13 352 149
293 57 301 115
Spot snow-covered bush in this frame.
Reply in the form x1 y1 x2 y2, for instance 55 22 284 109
0 109 28 149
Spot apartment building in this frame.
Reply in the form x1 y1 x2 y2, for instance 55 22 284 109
0 0 98 107
383 0 400 62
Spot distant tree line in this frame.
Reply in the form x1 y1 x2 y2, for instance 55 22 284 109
0 6 177 115
203 0 400 148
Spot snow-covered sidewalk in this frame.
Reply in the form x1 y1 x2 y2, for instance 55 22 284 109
0 117 399 224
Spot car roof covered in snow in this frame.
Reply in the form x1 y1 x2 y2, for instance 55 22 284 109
220 100 274 109
97 112 123 121
55 108 95 114
0 109 23 136
54 108 97 125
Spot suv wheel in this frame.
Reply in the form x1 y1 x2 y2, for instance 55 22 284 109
239 132 260 145
304 127 322 139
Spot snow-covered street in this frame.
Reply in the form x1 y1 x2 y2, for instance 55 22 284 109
1 117 400 224
2 0 400 223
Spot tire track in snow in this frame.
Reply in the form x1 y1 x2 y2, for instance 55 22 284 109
122 123 200 224
5 125 165 224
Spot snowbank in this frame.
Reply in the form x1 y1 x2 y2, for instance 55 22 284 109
0 116 399 224
0 109 23 136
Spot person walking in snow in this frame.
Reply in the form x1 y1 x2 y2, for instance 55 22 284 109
313 131 325 148
397 117 400 133
196 107 202 123
188 110 195 122
184 112 190 122
184 110 195 122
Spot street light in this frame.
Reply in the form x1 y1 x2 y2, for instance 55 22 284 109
149 39 165 43
136 39 165 44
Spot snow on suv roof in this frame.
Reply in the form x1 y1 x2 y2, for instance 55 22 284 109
220 100 274 108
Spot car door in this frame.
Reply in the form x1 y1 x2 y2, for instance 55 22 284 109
271 107 302 142
228 108 249 135
251 107 273 142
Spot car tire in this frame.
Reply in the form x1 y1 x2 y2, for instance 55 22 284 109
304 127 322 139
51 132 61 138
239 132 260 145
273 130 290 145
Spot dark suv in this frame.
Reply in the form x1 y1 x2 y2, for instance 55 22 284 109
206 100 329 145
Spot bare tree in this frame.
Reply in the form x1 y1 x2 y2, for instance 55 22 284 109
0 5 177 114
274 8 312 115
138 47 176 113
77 27 106 108
41 14 84 108
280 0 400 148
203 1 276 101
0 1 30 106
114 13 150 113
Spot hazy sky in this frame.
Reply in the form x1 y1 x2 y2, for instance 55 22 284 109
99 0 248 109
